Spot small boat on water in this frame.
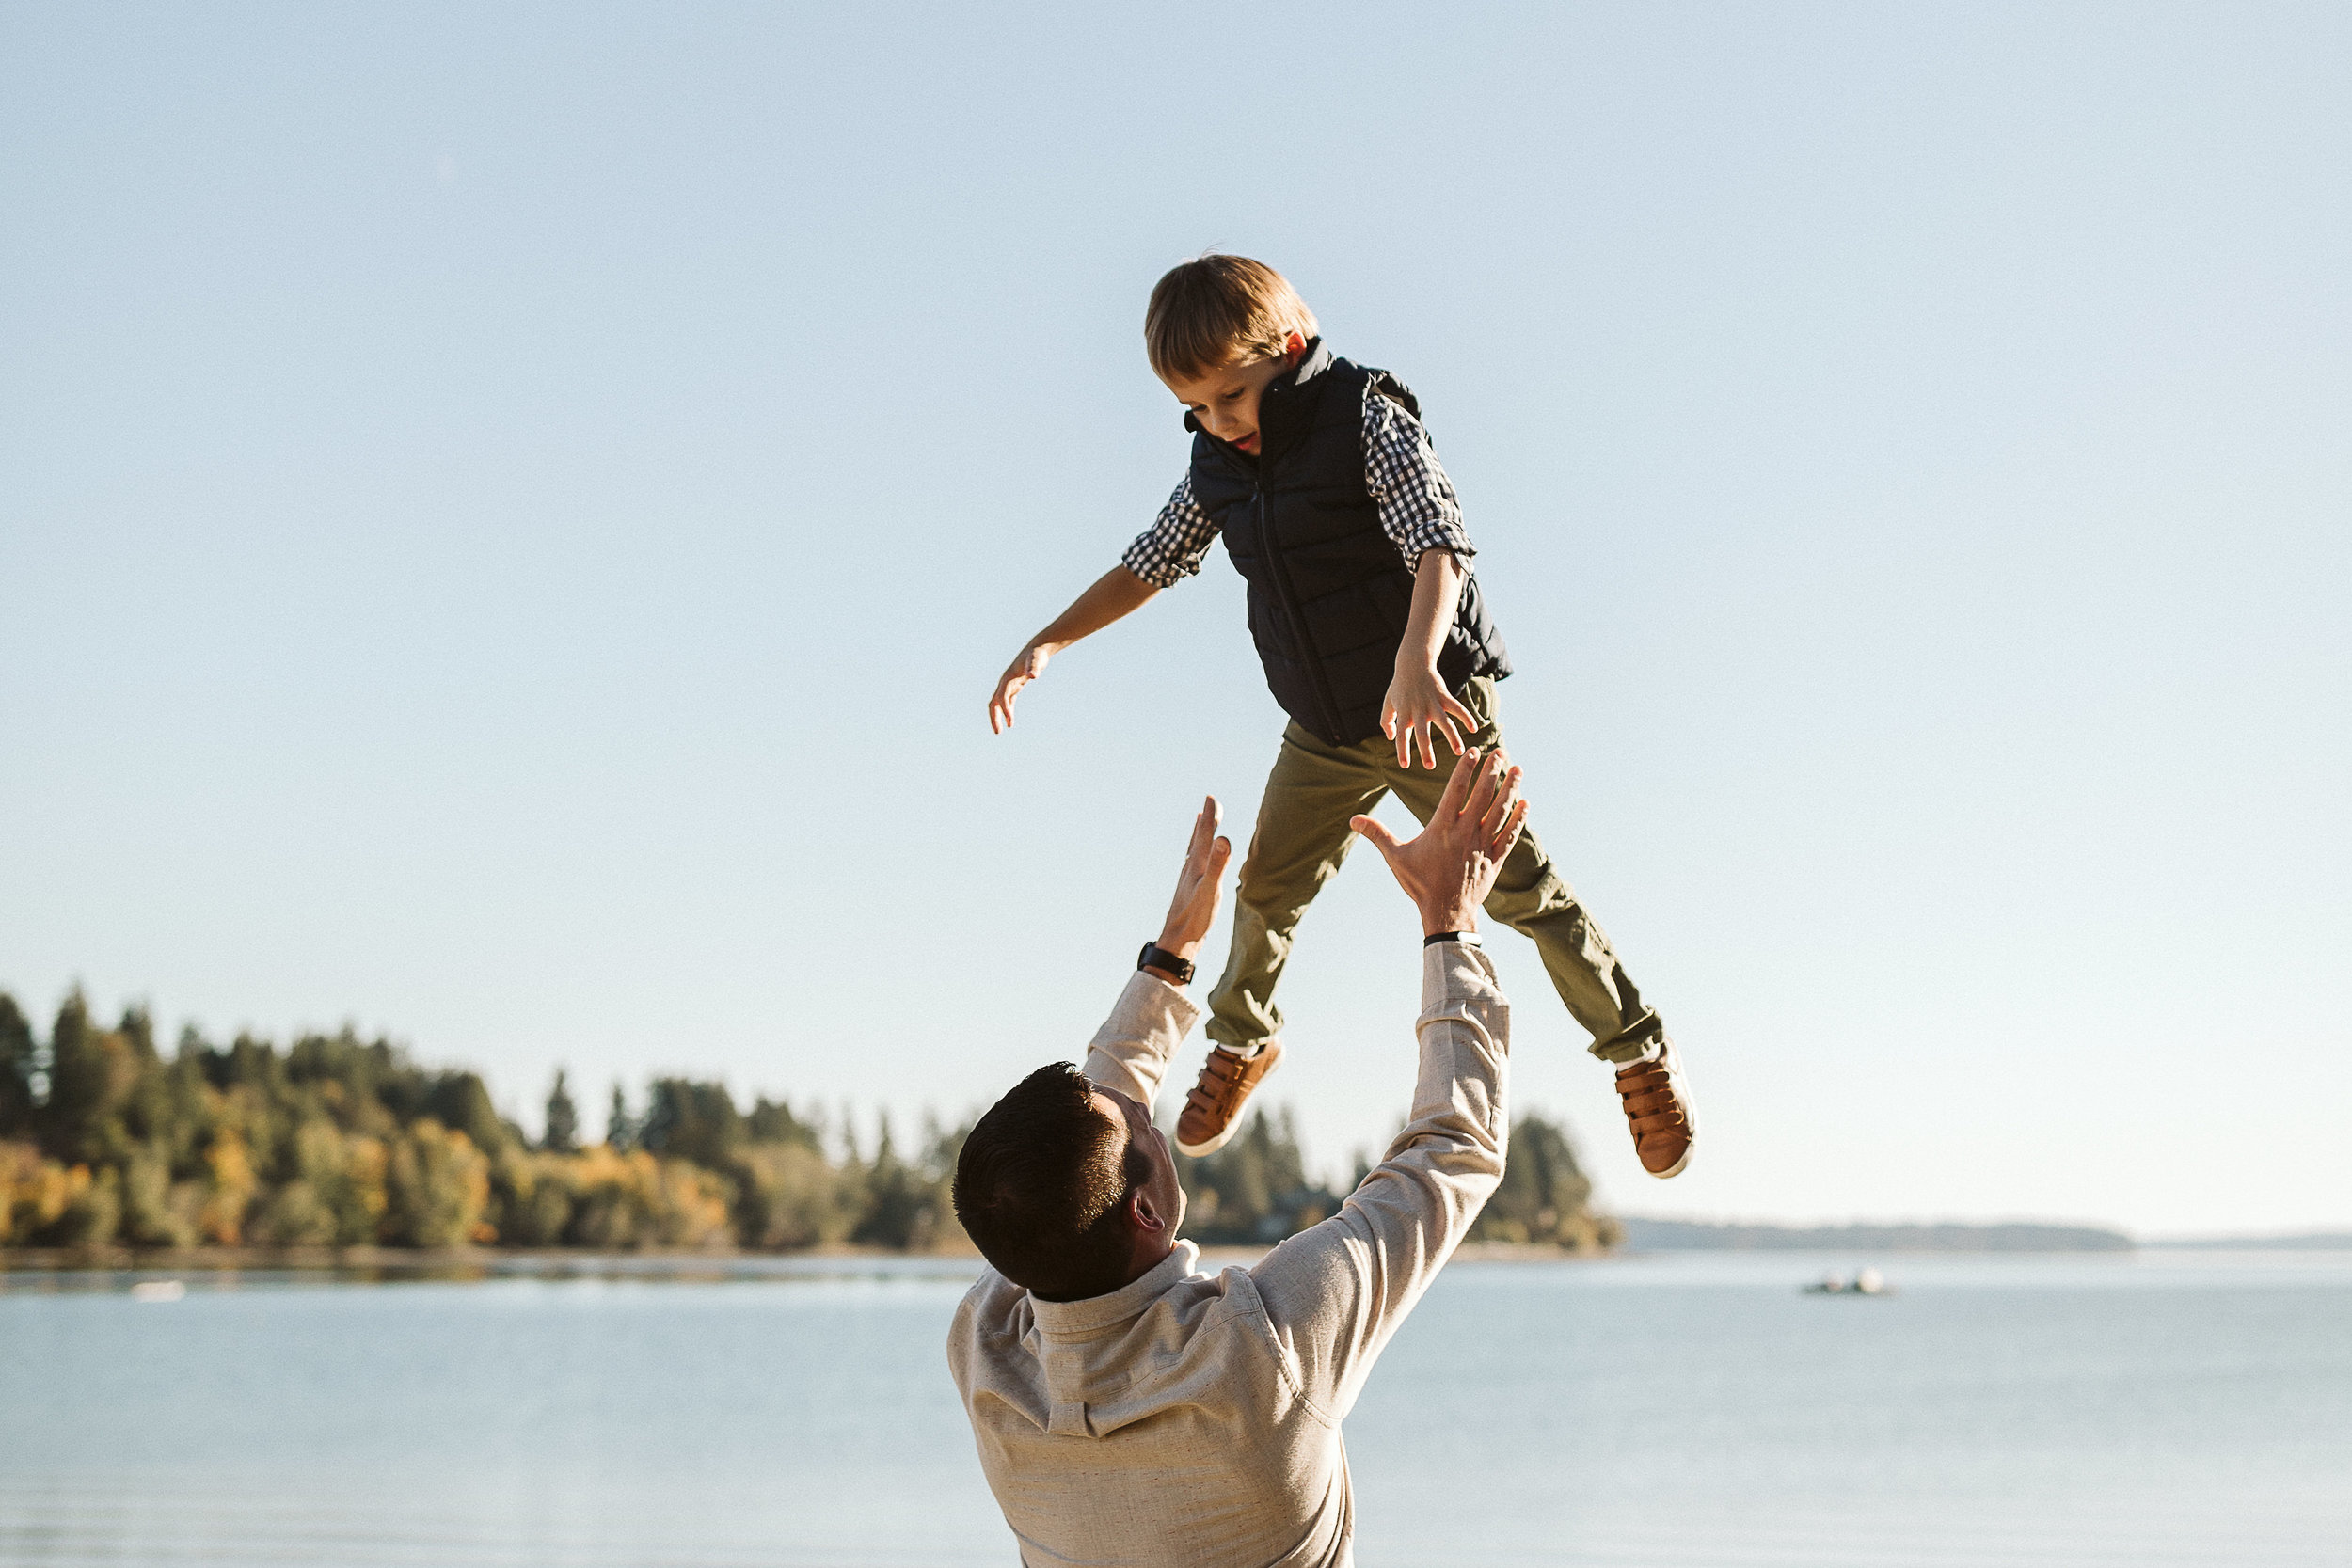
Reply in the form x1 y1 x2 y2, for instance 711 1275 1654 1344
1803 1267 1892 1296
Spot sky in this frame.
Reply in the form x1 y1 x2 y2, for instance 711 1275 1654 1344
4 3 2346 1237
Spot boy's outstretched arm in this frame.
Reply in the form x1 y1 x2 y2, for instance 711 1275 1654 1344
1381 548 1480 769
987 564 1159 733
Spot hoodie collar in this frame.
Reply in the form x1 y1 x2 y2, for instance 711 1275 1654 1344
1027 1241 1201 1338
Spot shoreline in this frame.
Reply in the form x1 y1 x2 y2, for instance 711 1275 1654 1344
19 1237 2328 1279
0 1239 1618 1275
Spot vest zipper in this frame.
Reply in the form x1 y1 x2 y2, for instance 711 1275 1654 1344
1256 482 1347 744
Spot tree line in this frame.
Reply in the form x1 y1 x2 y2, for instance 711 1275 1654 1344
0 990 1617 1254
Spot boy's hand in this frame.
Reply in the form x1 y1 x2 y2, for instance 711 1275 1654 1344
1349 749 1527 937
988 642 1053 734
985 566 1165 735
1382 662 1478 770
1153 796 1232 964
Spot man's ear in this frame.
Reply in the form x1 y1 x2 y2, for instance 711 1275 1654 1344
1128 1186 1168 1236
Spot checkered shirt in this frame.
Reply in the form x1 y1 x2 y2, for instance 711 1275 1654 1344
1120 391 1476 590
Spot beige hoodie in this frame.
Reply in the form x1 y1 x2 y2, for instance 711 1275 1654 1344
946 941 1511 1566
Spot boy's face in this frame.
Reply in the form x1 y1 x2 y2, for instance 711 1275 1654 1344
1161 330 1307 455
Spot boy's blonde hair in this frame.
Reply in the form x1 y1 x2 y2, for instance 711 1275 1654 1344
1145 254 1319 383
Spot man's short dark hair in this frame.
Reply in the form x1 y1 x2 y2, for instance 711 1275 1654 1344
953 1063 1151 1301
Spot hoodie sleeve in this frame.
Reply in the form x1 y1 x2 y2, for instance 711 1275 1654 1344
1080 970 1203 1115
1246 940 1509 1421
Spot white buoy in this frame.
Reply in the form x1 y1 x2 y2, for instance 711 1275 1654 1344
130 1280 185 1302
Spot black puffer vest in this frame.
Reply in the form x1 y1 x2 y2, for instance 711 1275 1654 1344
1187 341 1511 746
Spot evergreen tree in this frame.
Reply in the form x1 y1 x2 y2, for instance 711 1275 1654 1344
543 1069 579 1153
606 1083 635 1149
1177 1107 1337 1243
37 990 130 1165
640 1078 741 1169
0 993 34 1138
851 1113 926 1248
421 1070 512 1156
746 1095 818 1148
1467 1112 1614 1250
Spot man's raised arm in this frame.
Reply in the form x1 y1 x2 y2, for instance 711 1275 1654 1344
1249 749 1529 1420
1080 798 1232 1110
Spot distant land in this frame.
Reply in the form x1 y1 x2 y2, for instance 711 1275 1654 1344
1618 1218 2136 1252
2143 1231 2352 1251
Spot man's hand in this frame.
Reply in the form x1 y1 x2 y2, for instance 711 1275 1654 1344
1349 749 1528 937
988 641 1053 735
1381 661 1478 770
1150 796 1232 974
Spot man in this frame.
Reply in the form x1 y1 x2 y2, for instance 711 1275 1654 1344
948 748 1530 1566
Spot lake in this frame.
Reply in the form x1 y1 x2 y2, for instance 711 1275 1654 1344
3 1249 2347 1566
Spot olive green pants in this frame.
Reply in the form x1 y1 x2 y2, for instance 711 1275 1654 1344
1204 676 1663 1063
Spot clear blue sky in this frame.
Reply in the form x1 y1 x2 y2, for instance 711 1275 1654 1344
5 4 2345 1235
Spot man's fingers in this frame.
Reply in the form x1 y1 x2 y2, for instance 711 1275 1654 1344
1187 796 1216 857
1480 765 1523 838
1350 815 1404 859
1490 797 1530 861
1434 747 1480 819
1462 748 1504 820
1192 799 1225 870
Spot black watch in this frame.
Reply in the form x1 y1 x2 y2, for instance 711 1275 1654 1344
1137 942 1196 985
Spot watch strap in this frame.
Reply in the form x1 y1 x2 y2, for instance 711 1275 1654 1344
1137 942 1196 985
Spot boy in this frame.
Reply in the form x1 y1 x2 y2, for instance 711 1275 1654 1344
986 255 1695 1178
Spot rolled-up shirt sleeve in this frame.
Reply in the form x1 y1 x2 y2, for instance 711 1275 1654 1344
1120 474 1222 589
1364 394 1477 569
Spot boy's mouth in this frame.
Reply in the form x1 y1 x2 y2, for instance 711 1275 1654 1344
1233 432 1259 452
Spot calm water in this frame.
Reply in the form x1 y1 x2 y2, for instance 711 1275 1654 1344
3 1250 2347 1567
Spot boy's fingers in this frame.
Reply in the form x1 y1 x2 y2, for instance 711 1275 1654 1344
1441 691 1478 731
1439 717 1467 758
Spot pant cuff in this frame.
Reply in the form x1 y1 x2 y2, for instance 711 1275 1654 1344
1203 1022 1276 1056
1585 1008 1664 1064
